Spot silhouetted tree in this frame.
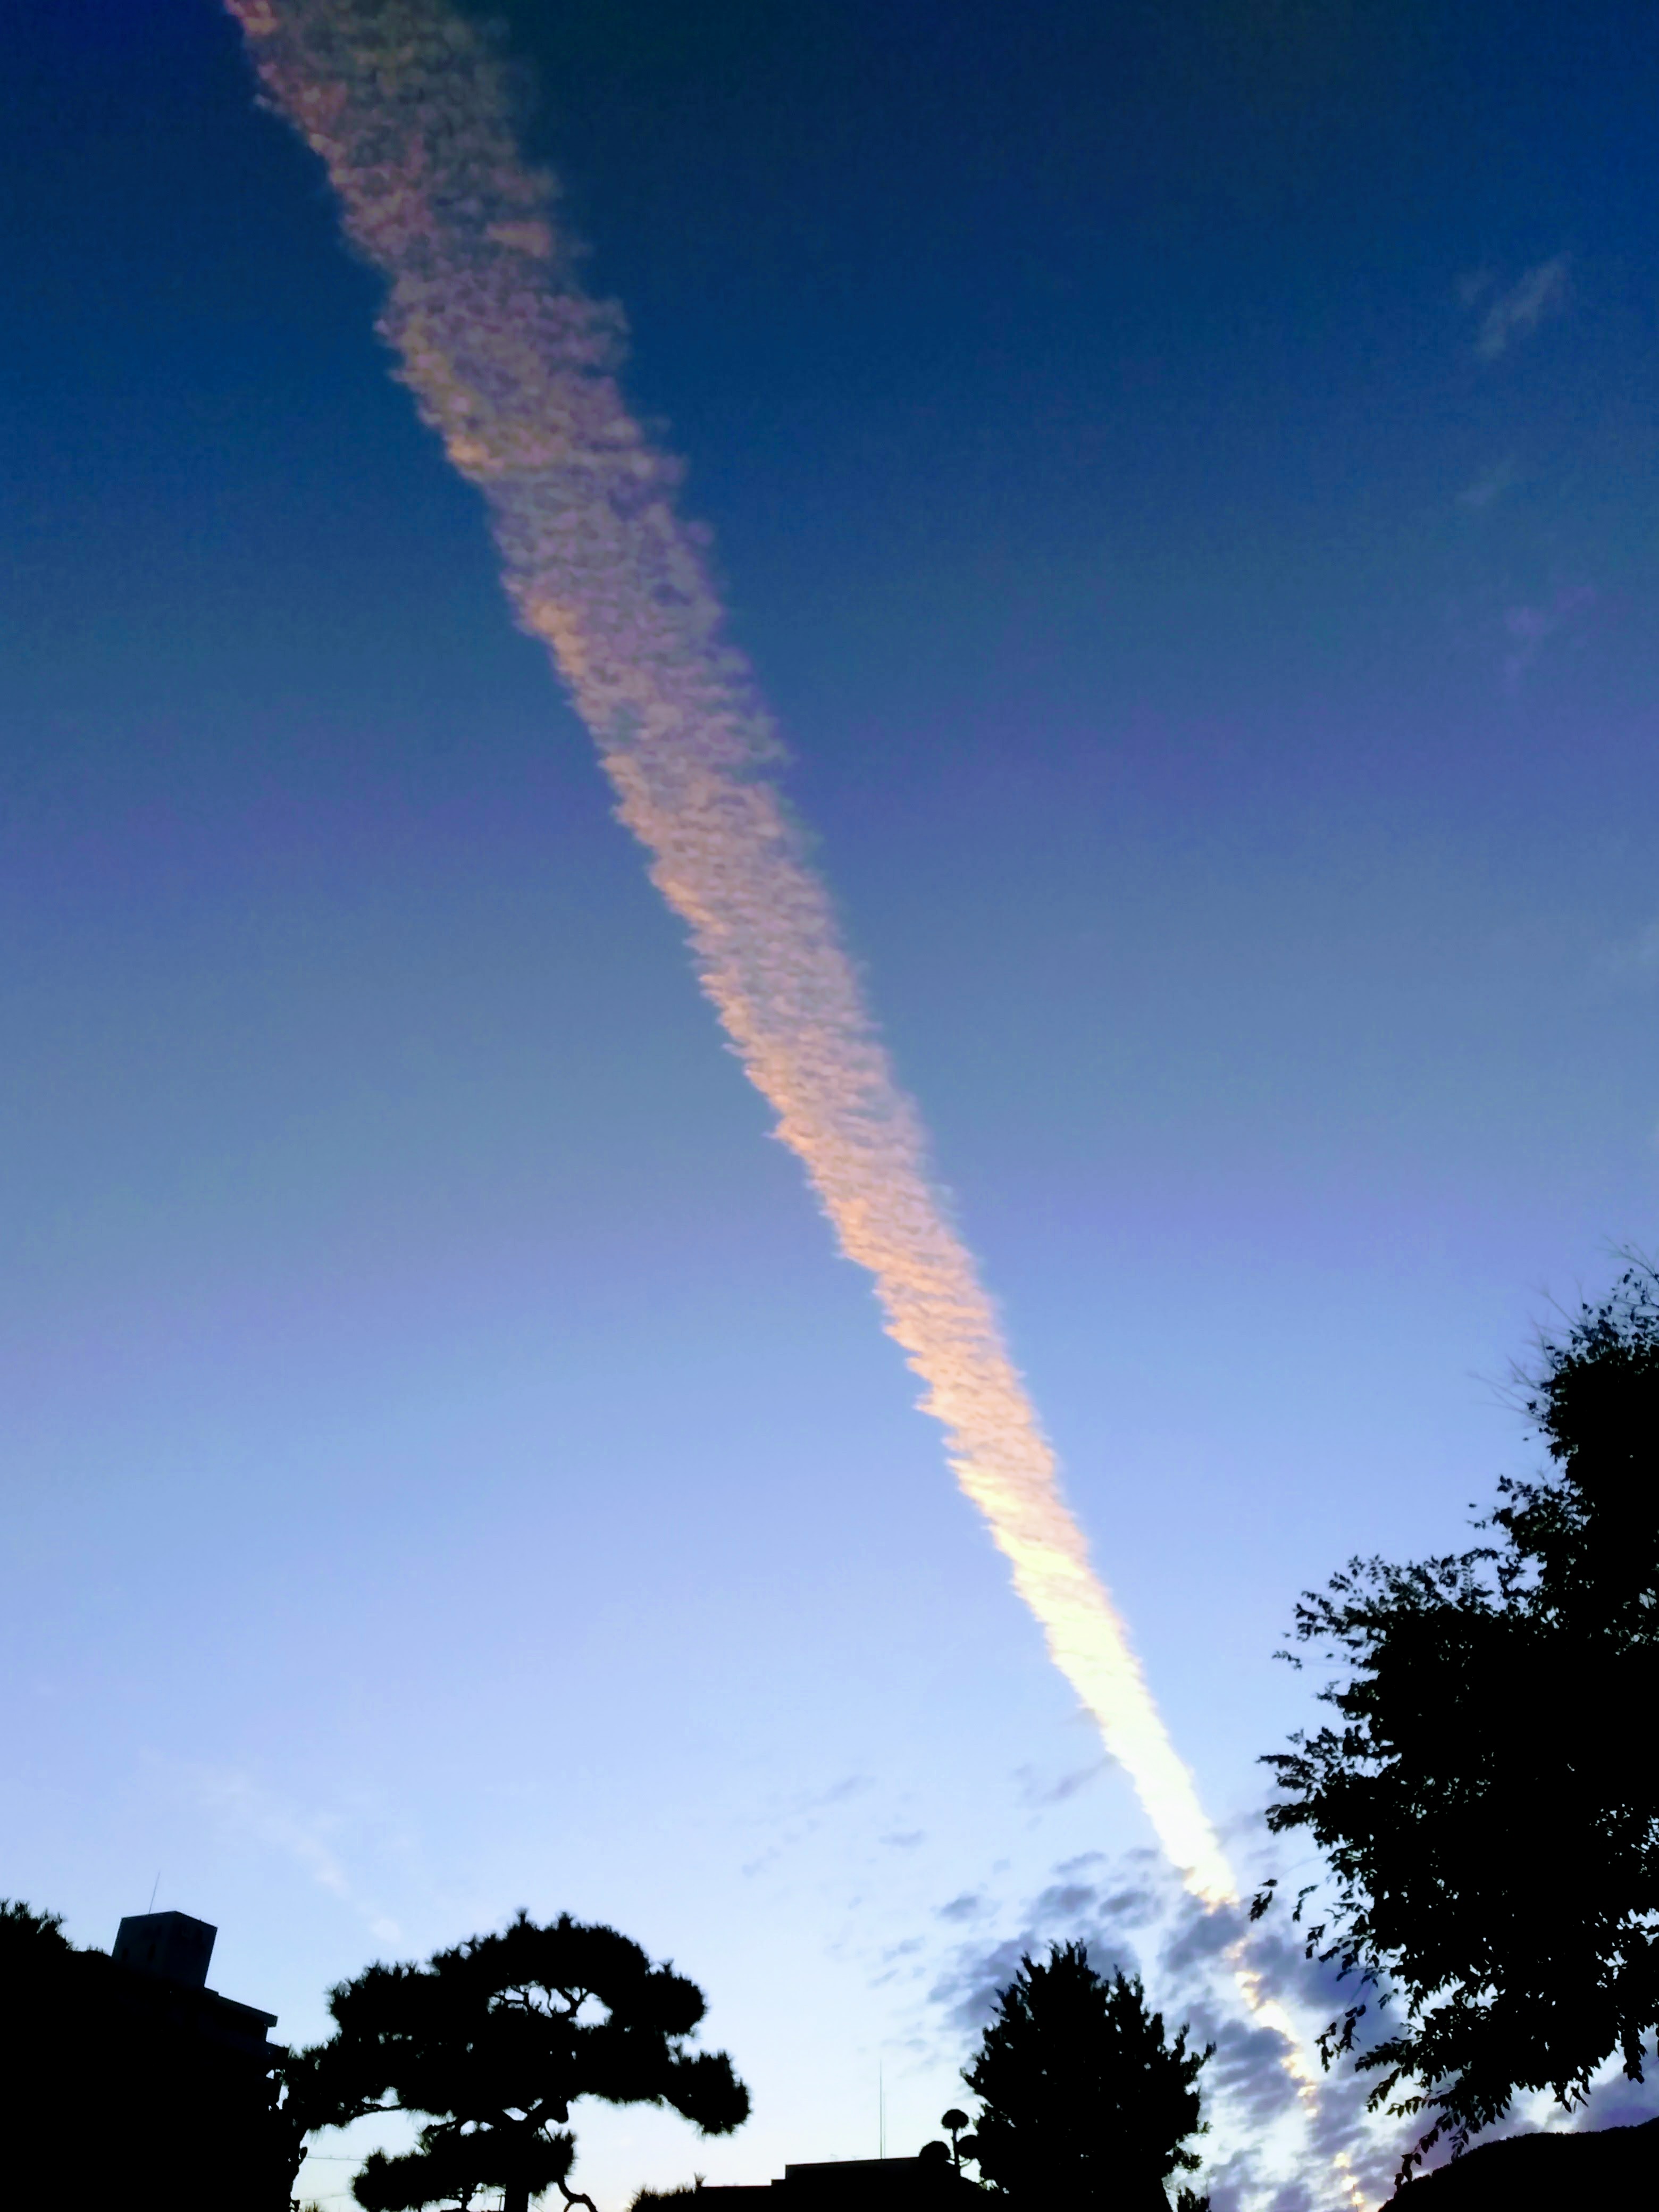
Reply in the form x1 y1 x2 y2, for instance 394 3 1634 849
0 1897 298 2208
1262 1262 1659 2172
296 1912 749 2212
961 1942 1210 2210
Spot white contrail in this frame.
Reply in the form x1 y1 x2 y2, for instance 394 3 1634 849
225 13 1376 2196
224 0 1233 1903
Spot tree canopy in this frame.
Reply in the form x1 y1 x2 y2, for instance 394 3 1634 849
294 1913 749 2212
961 1941 1210 2210
1262 1262 1659 2168
0 1897 299 2209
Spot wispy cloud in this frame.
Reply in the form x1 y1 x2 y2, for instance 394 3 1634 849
1014 1756 1109 1807
1502 581 1595 688
1598 917 1659 988
739 1773 874 1878
921 1844 1659 2207
193 1767 404 1946
1467 255 1571 359
926 1856 1163 2037
920 1847 1411 2209
1457 454 1520 510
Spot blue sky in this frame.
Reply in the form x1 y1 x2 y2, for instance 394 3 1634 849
4 3 1658 2206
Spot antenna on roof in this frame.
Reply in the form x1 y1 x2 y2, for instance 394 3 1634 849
147 1873 161 1914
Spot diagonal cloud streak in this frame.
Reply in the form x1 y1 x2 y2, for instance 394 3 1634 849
225 12 1378 2194
223 0 1232 1903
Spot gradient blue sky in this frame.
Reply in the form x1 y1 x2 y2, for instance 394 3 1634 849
5 3 1658 2206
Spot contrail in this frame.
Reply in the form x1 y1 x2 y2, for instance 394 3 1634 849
224 12 1377 2196
224 0 1233 1904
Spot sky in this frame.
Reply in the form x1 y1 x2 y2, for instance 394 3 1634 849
4 2 1658 2206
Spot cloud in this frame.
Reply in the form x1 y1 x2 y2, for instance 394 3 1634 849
816 1774 874 1807
936 1893 990 1924
1569 2060 1659 2131
1205 2014 1309 2131
1457 455 1520 510
740 1772 874 1876
1599 918 1659 988
1472 255 1570 359
921 1844 1659 2208
925 1863 1155 2035
1015 1757 1109 1806
930 1934 1041 2035
872 1935 927 1989
1502 581 1595 688
920 1844 1424 2209
193 1767 404 1947
227 0 1238 1916
929 1886 1150 2038
1034 1881 1100 1919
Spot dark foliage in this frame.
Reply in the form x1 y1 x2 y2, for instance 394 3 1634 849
961 1941 1210 2210
1262 1263 1659 2172
296 1911 749 2212
0 1898 300 2209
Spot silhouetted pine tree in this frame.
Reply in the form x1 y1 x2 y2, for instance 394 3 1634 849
292 1912 748 2212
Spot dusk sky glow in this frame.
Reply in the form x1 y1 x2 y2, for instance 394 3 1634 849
5 4 1659 2207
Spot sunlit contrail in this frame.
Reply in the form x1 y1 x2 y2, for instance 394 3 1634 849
225 11 1375 2194
224 0 1234 1899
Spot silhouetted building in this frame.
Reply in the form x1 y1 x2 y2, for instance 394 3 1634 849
0 1903 296 2212
693 2151 980 2211
680 2146 1187 2211
113 1907 217 1987
109 1908 280 2065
